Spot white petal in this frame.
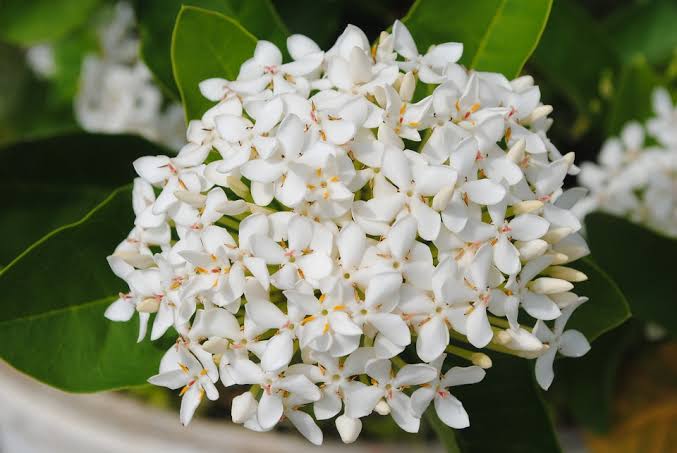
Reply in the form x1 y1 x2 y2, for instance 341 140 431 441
287 409 323 445
416 316 449 363
559 330 590 357
179 384 203 426
261 331 294 372
368 313 411 347
509 214 550 241
466 304 493 348
494 235 521 275
388 215 418 259
464 179 506 205
535 346 556 390
257 392 284 430
434 394 469 429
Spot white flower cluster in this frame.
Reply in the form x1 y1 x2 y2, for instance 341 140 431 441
575 87 677 237
106 21 592 444
75 2 185 149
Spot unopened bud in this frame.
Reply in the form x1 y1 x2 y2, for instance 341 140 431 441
497 328 543 352
506 139 526 163
549 291 579 308
471 352 492 369
510 75 534 91
375 400 390 415
115 251 155 269
432 185 454 211
174 190 207 207
529 277 574 294
516 239 548 260
562 152 576 168
544 266 587 282
137 297 160 313
226 176 251 200
521 105 553 125
202 337 229 354
336 415 362 443
542 227 573 244
400 71 416 103
545 252 570 265
231 392 257 424
512 199 543 215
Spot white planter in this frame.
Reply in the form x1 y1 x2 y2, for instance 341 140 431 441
0 362 438 453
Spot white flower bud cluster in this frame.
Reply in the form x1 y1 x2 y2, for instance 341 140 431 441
73 2 185 149
106 21 592 444
575 87 677 237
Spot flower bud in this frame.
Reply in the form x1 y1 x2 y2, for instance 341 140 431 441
399 71 416 103
432 185 454 211
512 199 543 215
545 251 570 265
521 105 553 125
529 277 574 294
516 239 548 260
544 266 587 282
471 352 492 369
496 328 543 352
202 337 229 354
542 227 572 244
174 190 207 207
375 400 391 415
549 291 579 308
510 75 534 91
137 297 160 313
226 175 251 200
231 392 257 424
506 138 526 163
336 415 362 443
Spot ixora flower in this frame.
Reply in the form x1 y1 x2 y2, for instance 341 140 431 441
575 87 677 238
106 20 593 443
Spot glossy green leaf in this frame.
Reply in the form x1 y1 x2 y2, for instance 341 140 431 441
452 354 561 452
402 0 553 78
568 257 631 342
136 0 287 98
606 57 661 135
585 212 677 336
530 1 617 113
552 320 641 433
0 0 100 45
0 186 165 392
1 133 171 264
604 0 677 65
171 6 258 120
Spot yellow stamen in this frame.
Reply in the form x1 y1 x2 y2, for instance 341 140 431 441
301 315 316 325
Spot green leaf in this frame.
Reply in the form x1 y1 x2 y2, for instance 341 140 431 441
606 56 661 136
530 1 618 114
0 186 165 392
0 0 100 45
171 6 258 120
136 0 287 98
452 355 561 452
0 42 78 145
402 0 553 78
585 212 677 336
568 257 631 342
0 133 171 264
552 320 641 433
604 0 677 65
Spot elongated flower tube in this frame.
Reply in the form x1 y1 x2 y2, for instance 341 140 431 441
106 20 593 443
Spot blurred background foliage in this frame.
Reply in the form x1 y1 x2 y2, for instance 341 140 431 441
0 0 676 451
